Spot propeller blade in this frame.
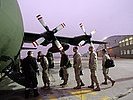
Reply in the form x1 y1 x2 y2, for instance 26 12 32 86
78 40 86 47
54 40 63 51
79 23 87 35
90 42 94 47
32 37 45 47
90 29 96 36
52 23 66 33
36 15 49 31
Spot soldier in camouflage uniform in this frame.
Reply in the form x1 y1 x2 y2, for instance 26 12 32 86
73 47 85 89
38 51 50 89
59 50 69 86
101 49 115 86
88 46 100 91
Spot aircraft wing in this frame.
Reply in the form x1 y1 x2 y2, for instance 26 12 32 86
56 35 107 46
24 32 107 47
91 40 107 44
24 32 74 46
24 32 41 43
56 36 72 44
24 32 50 46
21 47 37 50
56 35 107 45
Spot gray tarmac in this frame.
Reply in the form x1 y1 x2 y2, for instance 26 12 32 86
0 57 133 100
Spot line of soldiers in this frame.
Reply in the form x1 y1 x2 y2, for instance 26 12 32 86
59 46 115 91
21 45 115 98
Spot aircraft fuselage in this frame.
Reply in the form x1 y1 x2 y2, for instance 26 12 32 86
0 0 24 72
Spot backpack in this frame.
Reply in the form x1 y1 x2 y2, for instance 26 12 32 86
104 59 115 68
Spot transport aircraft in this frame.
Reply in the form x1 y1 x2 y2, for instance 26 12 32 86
0 0 106 86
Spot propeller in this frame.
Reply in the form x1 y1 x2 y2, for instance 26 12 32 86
32 15 65 51
54 40 63 51
78 40 86 47
79 23 97 46
79 23 96 36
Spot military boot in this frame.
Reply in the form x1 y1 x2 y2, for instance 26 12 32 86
25 89 30 99
33 88 39 97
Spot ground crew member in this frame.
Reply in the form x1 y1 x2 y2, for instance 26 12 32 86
101 49 115 86
73 47 85 89
59 50 69 86
21 51 39 98
88 46 100 91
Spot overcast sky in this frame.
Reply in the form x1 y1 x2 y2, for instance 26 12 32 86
18 0 133 55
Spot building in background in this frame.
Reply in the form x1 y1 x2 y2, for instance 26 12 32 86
119 35 133 58
97 35 133 58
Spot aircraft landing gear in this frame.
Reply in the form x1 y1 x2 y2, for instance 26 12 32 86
0 55 26 86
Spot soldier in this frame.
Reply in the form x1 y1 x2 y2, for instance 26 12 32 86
88 46 100 91
37 51 50 89
101 49 115 86
73 47 85 89
59 50 69 86
21 51 39 98
41 55 50 89
37 51 42 62
46 51 54 68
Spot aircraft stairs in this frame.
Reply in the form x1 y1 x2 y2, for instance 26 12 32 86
0 56 26 87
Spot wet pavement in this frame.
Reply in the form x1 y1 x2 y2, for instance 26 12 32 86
0 58 133 100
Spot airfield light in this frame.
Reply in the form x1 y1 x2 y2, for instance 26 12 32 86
122 40 125 43
125 38 128 41
129 37 132 40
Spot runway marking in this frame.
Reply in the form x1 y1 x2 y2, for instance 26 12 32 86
39 88 99 100
49 95 57 100
68 89 97 100
100 96 110 100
